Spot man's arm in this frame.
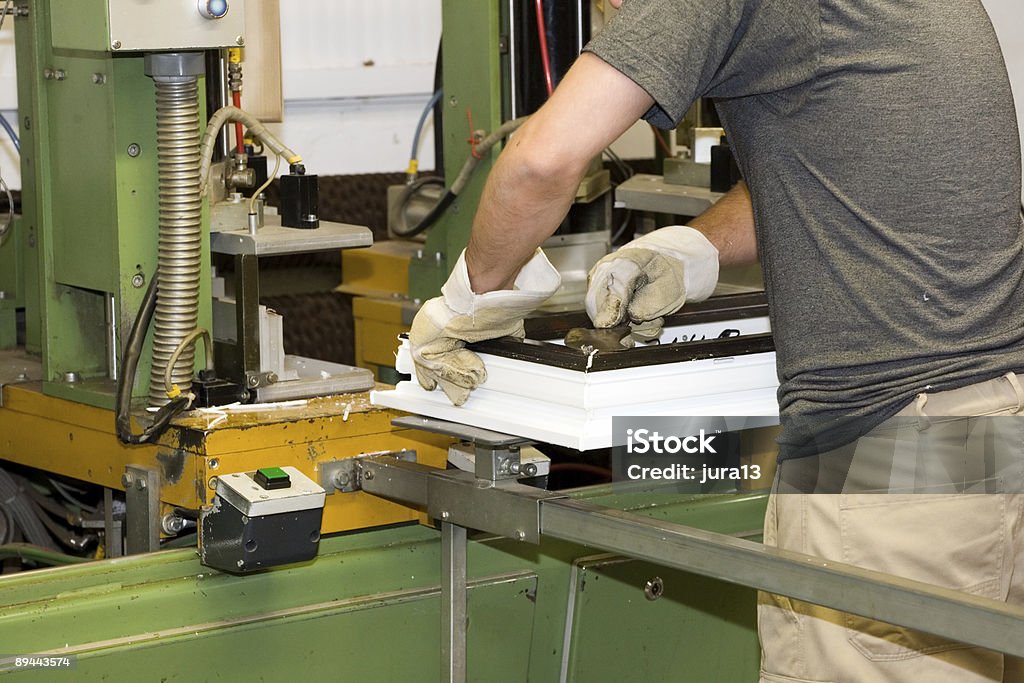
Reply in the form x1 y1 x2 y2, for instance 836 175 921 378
465 53 653 293
689 181 759 266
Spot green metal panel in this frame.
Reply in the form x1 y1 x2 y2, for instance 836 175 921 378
48 0 110 53
0 218 22 349
409 0 506 301
0 491 767 682
566 558 759 681
16 0 211 408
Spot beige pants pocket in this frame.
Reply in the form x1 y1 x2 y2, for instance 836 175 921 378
839 494 1010 660
760 671 835 683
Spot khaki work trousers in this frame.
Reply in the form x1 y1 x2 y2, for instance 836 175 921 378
759 373 1024 683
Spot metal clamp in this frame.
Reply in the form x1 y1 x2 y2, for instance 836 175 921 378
391 416 534 482
319 449 416 493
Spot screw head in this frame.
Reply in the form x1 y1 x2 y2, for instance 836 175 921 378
246 375 259 388
644 577 665 601
236 35 244 46
62 371 80 383
441 511 450 520
131 273 145 288
111 40 122 50
92 73 106 85
127 143 141 158
208 476 219 489
121 473 133 488
516 530 526 541
363 470 375 481
135 478 147 491
208 458 219 470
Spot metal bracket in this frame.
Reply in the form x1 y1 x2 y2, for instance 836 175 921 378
391 416 533 482
123 465 160 554
359 455 565 544
319 449 416 493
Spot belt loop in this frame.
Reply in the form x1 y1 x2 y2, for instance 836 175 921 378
914 393 930 431
1004 372 1024 413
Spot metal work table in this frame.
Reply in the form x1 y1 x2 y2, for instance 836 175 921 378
615 174 723 216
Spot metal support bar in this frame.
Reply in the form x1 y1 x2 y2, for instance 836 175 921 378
539 497 1024 658
361 451 1024 657
102 487 123 558
235 252 260 388
441 521 468 683
123 465 160 554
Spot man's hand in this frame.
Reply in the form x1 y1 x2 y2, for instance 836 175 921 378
409 249 561 405
585 226 719 340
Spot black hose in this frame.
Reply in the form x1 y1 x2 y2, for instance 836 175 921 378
389 182 454 238
116 277 190 445
393 117 529 238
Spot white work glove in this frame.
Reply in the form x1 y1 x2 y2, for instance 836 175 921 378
585 225 719 340
409 249 561 405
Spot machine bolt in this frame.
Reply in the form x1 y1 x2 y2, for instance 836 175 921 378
440 511 450 520
92 73 106 85
208 458 219 470
266 372 278 384
121 473 133 488
516 530 526 541
127 143 141 158
332 471 351 489
111 40 122 50
131 273 145 288
246 374 259 388
161 514 186 535
62 371 80 383
363 470 375 481
42 68 53 80
644 577 664 601
135 478 147 491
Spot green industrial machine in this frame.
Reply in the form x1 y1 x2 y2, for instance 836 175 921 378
5 0 231 408
1 4 1022 682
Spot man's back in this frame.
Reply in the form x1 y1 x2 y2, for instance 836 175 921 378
589 0 1024 452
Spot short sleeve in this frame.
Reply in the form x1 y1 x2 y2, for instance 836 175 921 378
584 0 819 128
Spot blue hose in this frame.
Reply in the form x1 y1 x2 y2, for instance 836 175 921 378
409 89 442 171
0 113 19 154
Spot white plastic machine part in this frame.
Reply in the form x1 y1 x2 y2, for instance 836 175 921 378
216 466 326 517
371 316 779 450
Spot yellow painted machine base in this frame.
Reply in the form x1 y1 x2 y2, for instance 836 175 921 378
0 382 452 534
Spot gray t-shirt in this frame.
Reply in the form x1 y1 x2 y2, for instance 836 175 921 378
586 0 1024 456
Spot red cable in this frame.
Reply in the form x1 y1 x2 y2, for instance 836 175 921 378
232 91 245 153
533 0 554 97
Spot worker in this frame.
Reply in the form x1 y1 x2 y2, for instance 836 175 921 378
409 1 1024 680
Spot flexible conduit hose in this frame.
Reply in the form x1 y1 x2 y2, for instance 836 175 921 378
390 116 529 238
0 469 57 550
198 106 301 196
148 76 204 406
